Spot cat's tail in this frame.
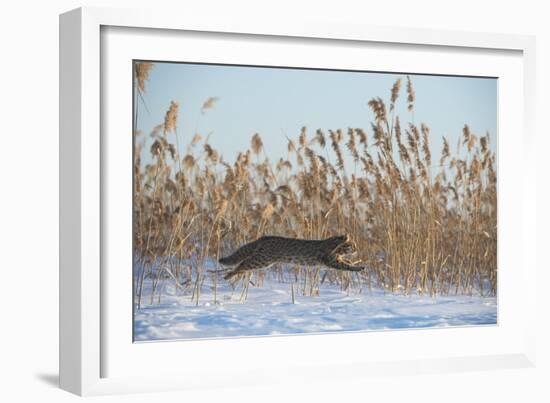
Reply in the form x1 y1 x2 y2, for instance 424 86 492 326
218 254 239 266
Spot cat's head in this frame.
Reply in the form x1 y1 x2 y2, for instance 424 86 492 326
328 234 356 255
335 240 357 256
332 234 350 243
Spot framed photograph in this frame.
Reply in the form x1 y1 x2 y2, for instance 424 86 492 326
60 6 537 396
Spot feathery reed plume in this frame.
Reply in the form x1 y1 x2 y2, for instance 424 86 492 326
287 138 297 154
394 116 403 146
183 154 196 169
371 123 385 147
467 132 477 152
462 124 471 147
164 101 179 134
299 126 307 149
204 144 219 163
251 133 264 155
135 62 154 93
368 97 388 125
440 137 450 166
314 129 326 148
390 78 401 111
398 143 410 164
200 96 219 114
421 123 431 166
150 139 163 157
281 159 292 170
480 134 488 154
149 124 164 139
276 158 285 172
329 130 345 171
406 75 415 112
469 155 481 182
191 133 202 146
305 147 320 181
346 128 359 162
355 128 368 152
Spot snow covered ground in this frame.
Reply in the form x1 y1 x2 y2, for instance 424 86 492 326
134 269 497 341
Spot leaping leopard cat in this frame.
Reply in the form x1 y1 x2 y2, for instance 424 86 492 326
219 234 365 280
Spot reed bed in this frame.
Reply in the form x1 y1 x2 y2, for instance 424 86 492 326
133 64 497 307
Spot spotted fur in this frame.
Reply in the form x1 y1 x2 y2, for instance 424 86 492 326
219 234 364 280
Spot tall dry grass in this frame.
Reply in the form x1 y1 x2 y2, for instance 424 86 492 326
133 63 497 307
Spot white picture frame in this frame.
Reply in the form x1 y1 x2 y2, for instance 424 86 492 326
59 6 537 396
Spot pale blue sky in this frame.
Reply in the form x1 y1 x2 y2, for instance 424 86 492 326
135 62 497 171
